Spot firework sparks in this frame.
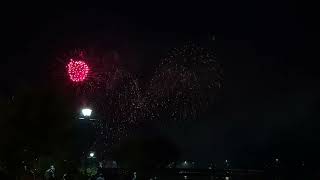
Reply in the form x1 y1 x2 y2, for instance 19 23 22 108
58 44 223 154
146 43 223 121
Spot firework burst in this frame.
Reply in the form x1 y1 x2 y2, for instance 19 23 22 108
146 43 223 121
67 59 89 82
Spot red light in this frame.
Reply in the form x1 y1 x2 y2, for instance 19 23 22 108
67 59 89 82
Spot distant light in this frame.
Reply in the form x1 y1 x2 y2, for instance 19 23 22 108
184 161 187 164
275 158 279 162
184 175 188 179
225 177 230 180
82 108 92 117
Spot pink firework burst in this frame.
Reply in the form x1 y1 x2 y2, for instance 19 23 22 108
67 59 89 82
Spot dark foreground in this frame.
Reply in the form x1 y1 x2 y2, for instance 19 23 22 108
1 168 318 180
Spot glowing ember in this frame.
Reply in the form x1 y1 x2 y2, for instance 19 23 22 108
67 59 89 82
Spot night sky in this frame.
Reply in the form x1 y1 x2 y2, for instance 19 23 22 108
1 1 319 169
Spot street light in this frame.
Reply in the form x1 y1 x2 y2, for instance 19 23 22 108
79 108 96 120
82 108 92 117
89 151 95 158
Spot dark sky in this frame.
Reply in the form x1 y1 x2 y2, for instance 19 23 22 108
1 1 319 168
